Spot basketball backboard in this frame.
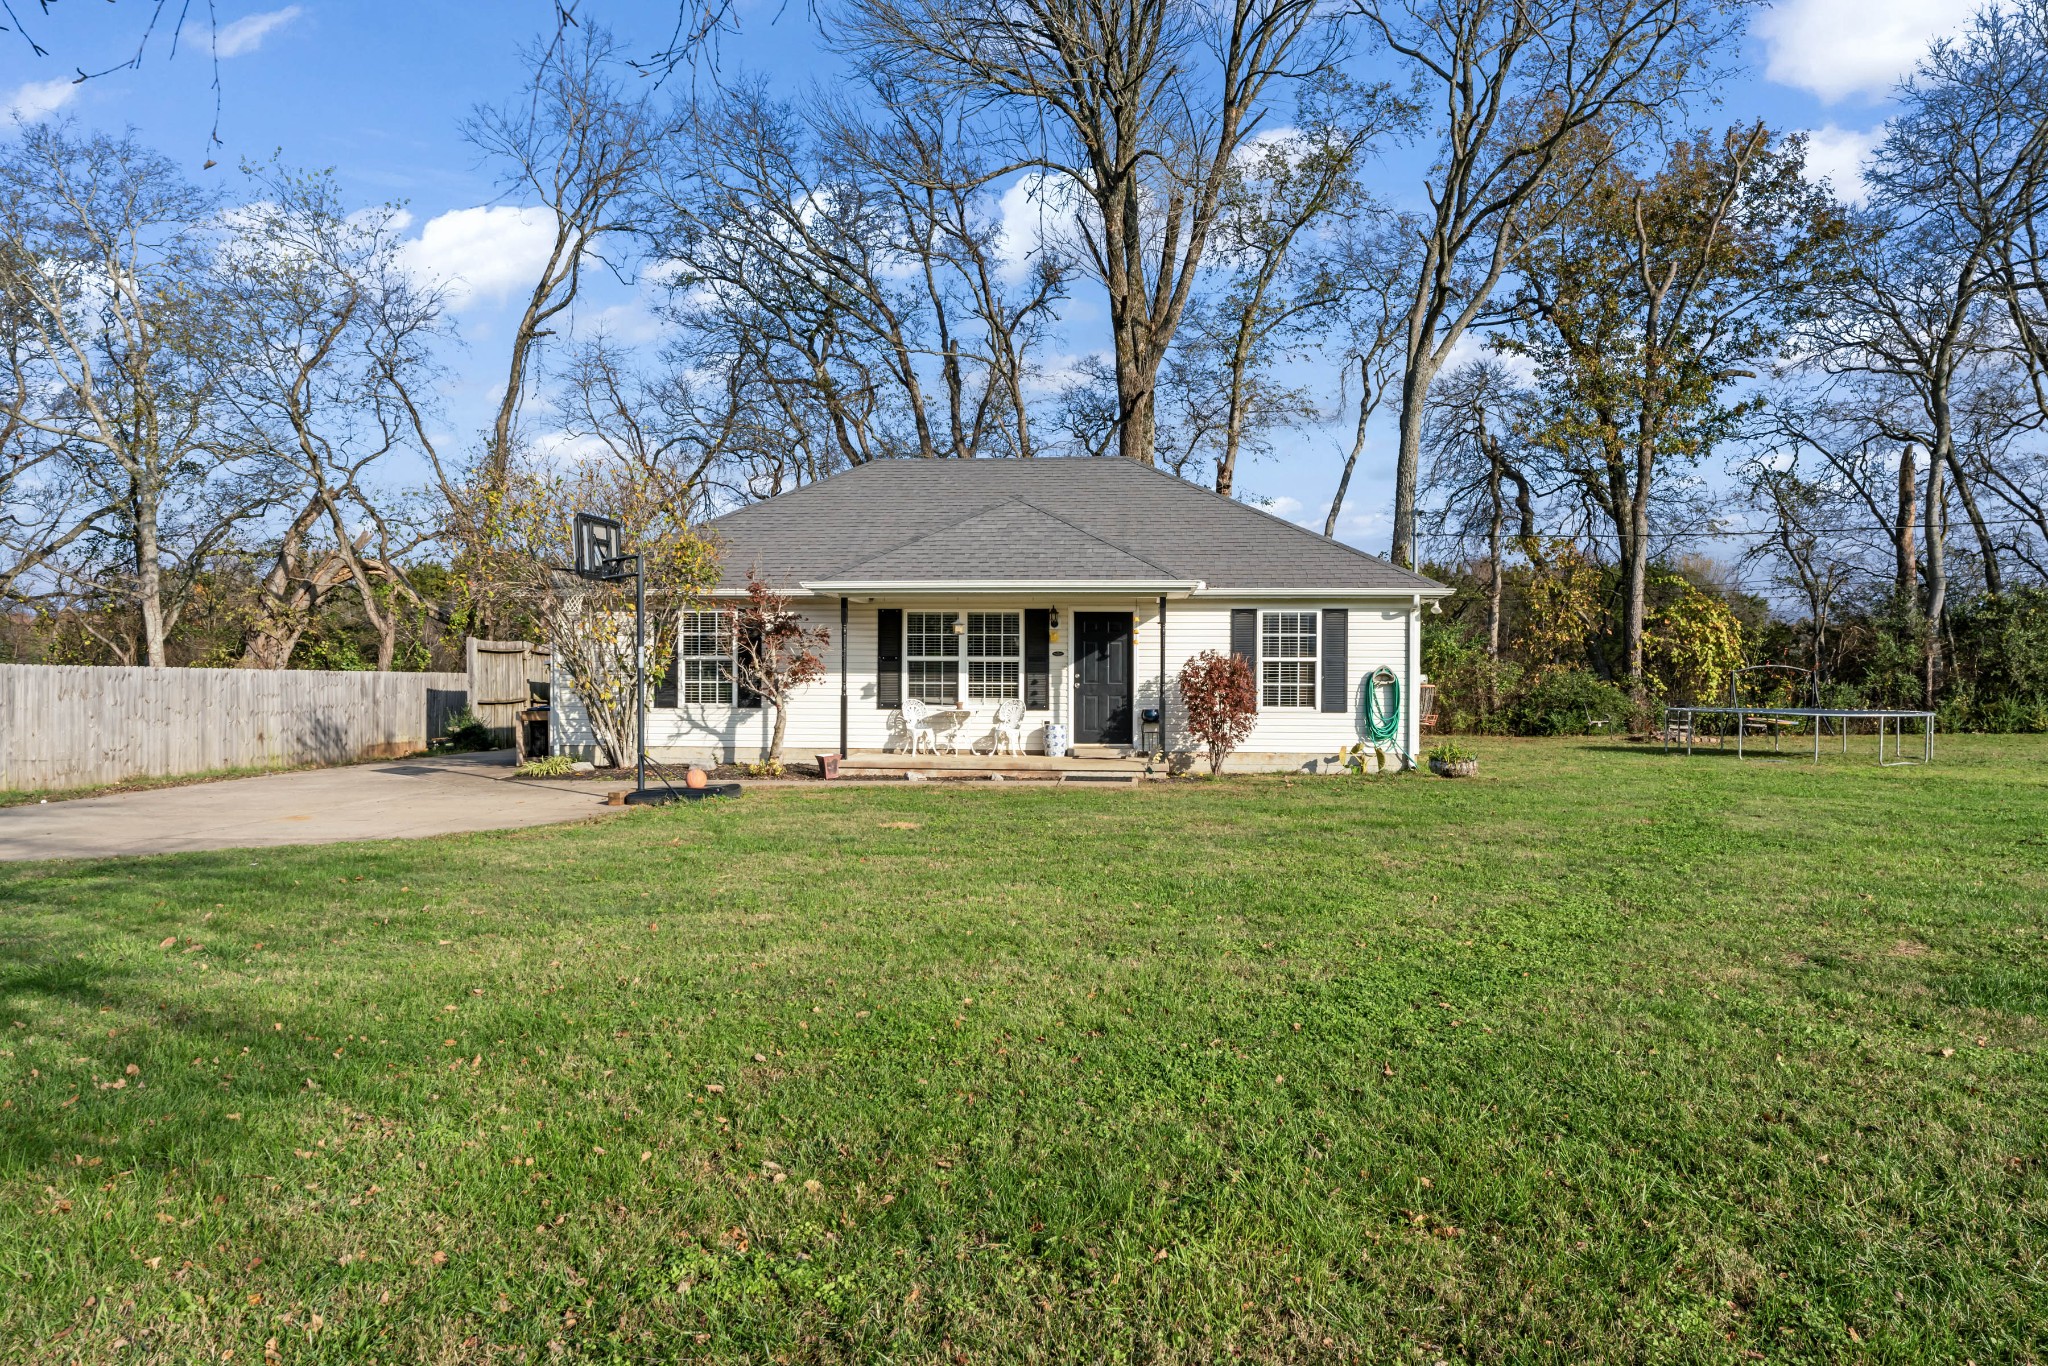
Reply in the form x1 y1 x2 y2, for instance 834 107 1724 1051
572 513 626 580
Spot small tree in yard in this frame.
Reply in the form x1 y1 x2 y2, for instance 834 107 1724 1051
1178 650 1258 776
731 575 830 764
482 462 718 768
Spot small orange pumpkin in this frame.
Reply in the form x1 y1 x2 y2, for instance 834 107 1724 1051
684 767 708 790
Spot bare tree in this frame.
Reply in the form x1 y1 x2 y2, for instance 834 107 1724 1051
0 124 243 666
1324 214 1418 536
1353 0 1745 568
1188 77 1408 496
213 165 446 670
458 24 671 628
655 79 1072 470
1419 360 1538 663
840 0 1337 465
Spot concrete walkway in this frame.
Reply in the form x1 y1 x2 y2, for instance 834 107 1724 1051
0 753 630 861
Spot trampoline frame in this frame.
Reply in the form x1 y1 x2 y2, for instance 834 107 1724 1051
1663 705 1935 765
1664 665 1935 767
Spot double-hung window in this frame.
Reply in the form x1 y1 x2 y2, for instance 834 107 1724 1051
905 612 960 704
964 611 1021 700
680 609 735 705
1260 610 1318 708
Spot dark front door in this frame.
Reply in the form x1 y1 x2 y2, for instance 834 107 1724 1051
1073 612 1133 745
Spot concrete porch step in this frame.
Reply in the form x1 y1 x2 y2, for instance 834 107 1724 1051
836 750 1150 782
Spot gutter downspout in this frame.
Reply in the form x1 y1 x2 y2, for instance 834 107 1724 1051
1157 594 1168 758
1407 593 1421 770
839 597 848 759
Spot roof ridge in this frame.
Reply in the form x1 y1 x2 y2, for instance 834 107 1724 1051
1001 496 1185 578
1107 458 1440 592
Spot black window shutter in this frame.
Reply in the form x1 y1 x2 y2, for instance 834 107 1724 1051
1320 608 1348 713
1229 608 1257 669
735 622 764 709
652 616 678 708
1024 609 1050 710
876 608 902 709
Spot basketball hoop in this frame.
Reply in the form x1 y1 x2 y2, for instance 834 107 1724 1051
572 513 626 581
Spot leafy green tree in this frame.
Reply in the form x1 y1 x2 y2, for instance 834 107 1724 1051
1502 122 1845 694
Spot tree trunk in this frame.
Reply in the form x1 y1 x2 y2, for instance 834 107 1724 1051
133 483 168 668
1922 443 1949 710
1945 449 2003 594
1390 360 1434 568
1622 427 1655 688
1485 446 1504 661
1116 372 1157 465
1326 356 1373 537
768 699 789 762
1895 444 1918 600
1216 366 1247 497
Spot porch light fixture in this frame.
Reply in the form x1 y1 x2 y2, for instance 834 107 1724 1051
1048 607 1060 628
952 618 967 634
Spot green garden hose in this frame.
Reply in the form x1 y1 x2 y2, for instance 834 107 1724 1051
1364 667 1401 747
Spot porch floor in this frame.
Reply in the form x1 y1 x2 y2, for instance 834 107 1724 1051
836 750 1152 782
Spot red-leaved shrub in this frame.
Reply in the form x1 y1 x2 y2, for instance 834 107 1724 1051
1177 650 1257 775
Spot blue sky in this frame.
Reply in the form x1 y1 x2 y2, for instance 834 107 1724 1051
0 0 1988 565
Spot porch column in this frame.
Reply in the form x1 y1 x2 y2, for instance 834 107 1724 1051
1157 594 1168 754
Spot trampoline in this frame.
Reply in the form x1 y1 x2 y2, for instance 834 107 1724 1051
1663 665 1934 767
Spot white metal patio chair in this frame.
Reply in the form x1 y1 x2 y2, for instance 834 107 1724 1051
898 698 937 754
972 699 1027 756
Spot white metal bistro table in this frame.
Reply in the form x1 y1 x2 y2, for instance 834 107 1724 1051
1663 705 1935 766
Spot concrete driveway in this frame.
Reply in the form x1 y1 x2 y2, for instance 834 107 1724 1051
0 752 630 861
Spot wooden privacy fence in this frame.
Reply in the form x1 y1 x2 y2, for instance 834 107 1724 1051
0 664 468 791
466 639 551 746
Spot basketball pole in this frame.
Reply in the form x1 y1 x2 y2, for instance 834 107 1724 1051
633 553 646 799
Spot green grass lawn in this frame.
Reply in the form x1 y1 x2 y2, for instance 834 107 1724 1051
2 738 2044 1364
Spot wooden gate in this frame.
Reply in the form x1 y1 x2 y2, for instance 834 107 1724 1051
466 639 551 747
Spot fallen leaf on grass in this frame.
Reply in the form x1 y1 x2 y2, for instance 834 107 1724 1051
159 937 177 949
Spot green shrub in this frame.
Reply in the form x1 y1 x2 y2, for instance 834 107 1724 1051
516 754 575 777
1427 739 1475 765
1501 670 1631 736
436 709 498 753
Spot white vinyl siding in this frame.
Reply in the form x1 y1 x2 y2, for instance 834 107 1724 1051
555 592 1420 769
1260 610 1318 708
680 610 734 705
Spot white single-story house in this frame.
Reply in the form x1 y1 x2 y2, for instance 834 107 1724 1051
553 458 1449 772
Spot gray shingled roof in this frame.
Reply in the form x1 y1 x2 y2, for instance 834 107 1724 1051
699 458 1447 596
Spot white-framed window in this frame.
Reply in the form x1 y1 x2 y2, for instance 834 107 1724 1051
1261 610 1318 708
905 611 960 704
965 611 1021 700
680 609 735 705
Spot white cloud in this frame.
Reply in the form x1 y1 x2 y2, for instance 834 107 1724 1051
1753 0 1981 103
215 5 305 58
991 171 1090 286
5 78 77 124
1803 124 1883 205
403 205 560 309
1442 329 1535 384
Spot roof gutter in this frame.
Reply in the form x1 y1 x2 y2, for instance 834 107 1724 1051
799 578 1206 596
1191 585 1454 599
